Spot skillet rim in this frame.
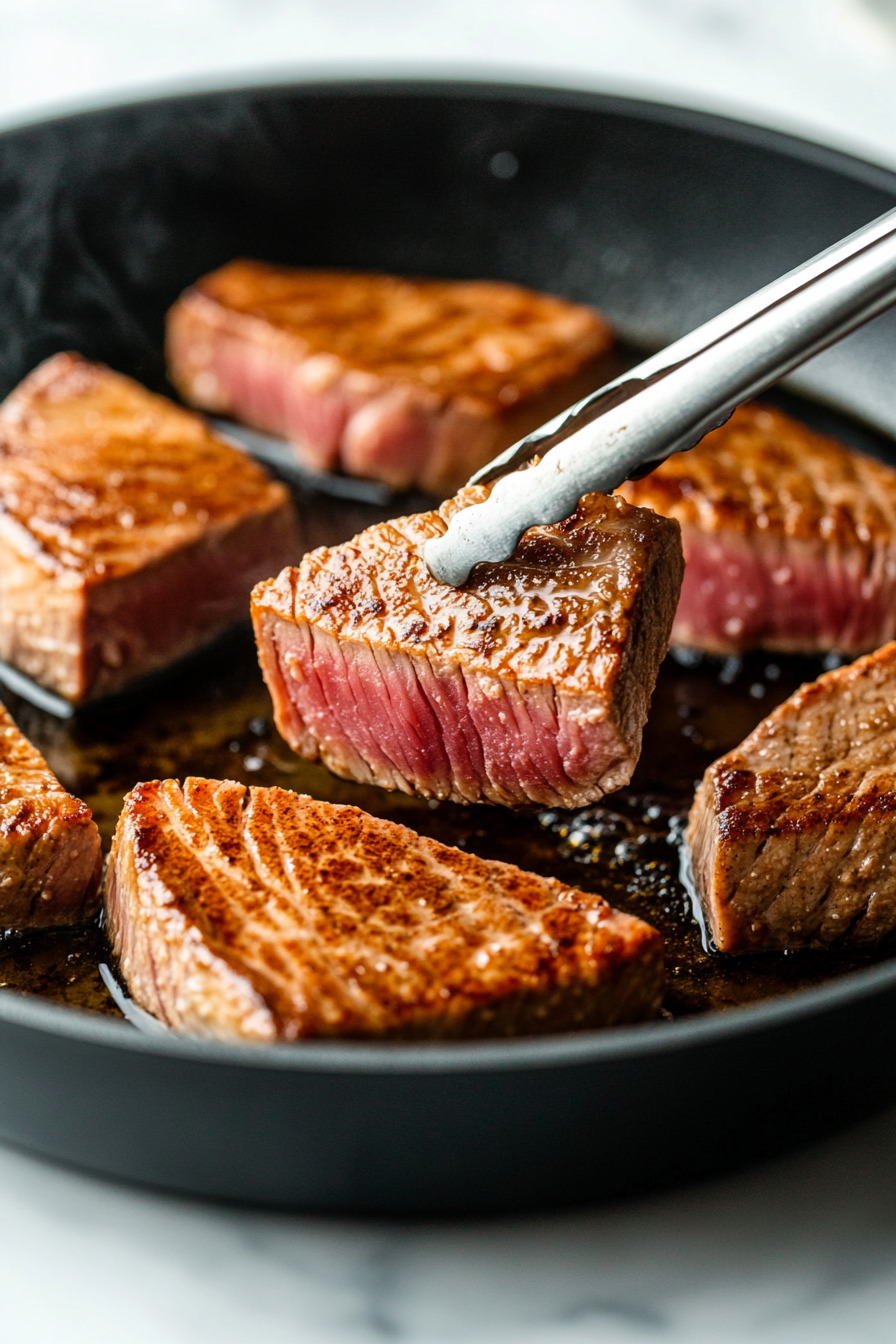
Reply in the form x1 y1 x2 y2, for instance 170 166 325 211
1 950 895 1071
4 72 896 197
2 73 896 1075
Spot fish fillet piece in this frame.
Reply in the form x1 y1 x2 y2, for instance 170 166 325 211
687 641 896 952
0 352 300 702
619 402 896 655
105 777 664 1041
252 486 683 809
0 700 101 927
166 261 614 496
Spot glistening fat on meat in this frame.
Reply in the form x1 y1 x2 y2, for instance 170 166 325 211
619 402 896 656
252 485 683 809
166 262 615 496
0 353 301 702
687 642 896 953
104 778 664 1041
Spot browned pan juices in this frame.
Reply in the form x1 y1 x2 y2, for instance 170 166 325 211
0 442 893 1025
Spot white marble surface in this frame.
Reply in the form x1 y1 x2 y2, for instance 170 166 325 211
3 2 896 1340
2 0 896 169
7 1106 896 1343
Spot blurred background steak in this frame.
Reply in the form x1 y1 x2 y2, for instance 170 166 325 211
0 353 301 703
687 643 896 953
0 701 101 928
620 403 896 656
166 261 615 496
253 486 683 809
105 777 664 1041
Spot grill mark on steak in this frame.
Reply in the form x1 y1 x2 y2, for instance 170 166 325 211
166 261 615 496
619 402 896 655
687 641 896 951
104 777 664 1041
0 352 301 701
0 700 101 928
253 487 683 808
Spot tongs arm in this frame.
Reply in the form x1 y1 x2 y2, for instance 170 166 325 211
424 206 896 587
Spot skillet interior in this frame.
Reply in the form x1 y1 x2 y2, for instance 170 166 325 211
1 80 896 1211
3 467 896 1024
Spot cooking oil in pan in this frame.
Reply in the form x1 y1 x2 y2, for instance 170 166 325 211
0 615 886 1025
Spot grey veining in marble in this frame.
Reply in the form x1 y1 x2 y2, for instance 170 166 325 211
5 1104 896 1342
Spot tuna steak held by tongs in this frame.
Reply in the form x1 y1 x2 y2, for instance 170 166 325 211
425 206 896 586
253 489 682 809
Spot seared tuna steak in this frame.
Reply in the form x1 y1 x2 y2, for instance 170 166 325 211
619 402 896 655
0 353 300 702
166 261 614 496
105 777 664 1041
687 641 896 952
0 701 101 927
252 487 683 809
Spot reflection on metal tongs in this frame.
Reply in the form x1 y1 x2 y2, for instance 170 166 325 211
424 207 896 586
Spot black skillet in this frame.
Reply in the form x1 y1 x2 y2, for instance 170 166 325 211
1 79 896 1214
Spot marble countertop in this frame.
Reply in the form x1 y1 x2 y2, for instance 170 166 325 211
2 0 896 172
3 2 896 1340
7 1106 896 1343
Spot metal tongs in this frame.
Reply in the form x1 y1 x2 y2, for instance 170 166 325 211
424 206 896 586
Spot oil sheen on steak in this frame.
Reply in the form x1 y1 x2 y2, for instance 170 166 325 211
166 261 614 496
0 353 300 702
105 777 664 1041
0 700 101 927
619 402 896 655
252 486 683 809
687 642 896 952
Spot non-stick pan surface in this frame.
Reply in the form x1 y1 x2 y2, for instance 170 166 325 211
2 80 896 1213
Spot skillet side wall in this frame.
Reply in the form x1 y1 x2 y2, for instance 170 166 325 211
0 986 895 1212
0 82 895 1210
1 83 896 430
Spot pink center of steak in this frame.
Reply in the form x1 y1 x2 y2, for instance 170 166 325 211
674 526 896 654
253 487 683 808
166 263 615 493
0 352 300 700
620 402 896 655
212 335 358 470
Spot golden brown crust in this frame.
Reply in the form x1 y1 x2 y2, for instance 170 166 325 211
0 352 292 582
252 486 682 695
0 353 301 701
687 643 896 951
105 777 664 1041
620 402 896 546
715 641 896 780
0 700 102 927
172 260 613 415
